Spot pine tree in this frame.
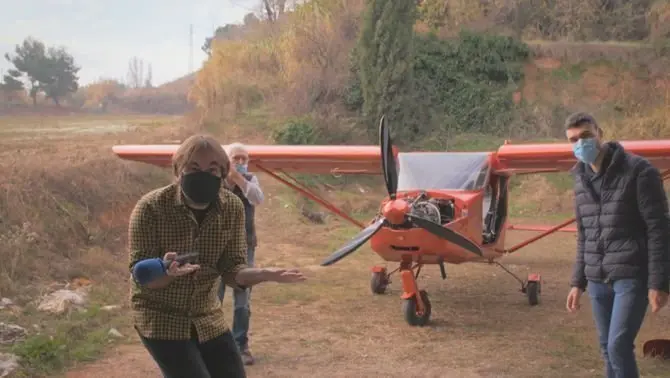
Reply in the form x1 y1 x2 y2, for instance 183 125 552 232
357 0 417 140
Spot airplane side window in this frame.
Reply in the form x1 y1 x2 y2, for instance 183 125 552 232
474 164 489 189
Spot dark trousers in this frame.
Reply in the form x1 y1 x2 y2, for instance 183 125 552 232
587 278 648 378
138 326 246 378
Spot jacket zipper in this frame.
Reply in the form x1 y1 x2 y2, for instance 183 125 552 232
597 170 609 284
582 171 607 284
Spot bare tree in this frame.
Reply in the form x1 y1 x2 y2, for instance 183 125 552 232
144 63 153 88
126 57 145 89
262 0 275 21
260 0 291 22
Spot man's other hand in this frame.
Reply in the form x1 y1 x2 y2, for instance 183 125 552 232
566 287 582 312
649 289 669 313
163 252 200 277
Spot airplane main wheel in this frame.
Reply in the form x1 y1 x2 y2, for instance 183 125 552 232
370 270 388 294
403 290 431 326
526 281 540 306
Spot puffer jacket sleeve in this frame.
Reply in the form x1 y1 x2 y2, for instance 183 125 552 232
570 194 588 290
636 164 670 293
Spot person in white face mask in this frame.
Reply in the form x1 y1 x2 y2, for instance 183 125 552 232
218 142 264 365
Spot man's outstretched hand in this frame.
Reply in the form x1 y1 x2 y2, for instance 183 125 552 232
264 267 306 283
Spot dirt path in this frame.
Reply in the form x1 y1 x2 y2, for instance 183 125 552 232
64 344 156 378
63 343 485 378
61 229 670 378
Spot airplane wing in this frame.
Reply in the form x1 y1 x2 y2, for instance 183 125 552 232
111 144 391 174
493 140 670 175
496 140 670 234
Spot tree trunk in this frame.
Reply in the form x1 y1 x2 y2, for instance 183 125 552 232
263 0 275 22
30 85 38 106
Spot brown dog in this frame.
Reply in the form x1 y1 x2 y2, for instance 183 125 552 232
642 339 670 359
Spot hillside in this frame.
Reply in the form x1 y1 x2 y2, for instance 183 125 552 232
182 0 670 149
0 72 195 117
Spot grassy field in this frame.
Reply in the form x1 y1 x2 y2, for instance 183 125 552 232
0 113 669 378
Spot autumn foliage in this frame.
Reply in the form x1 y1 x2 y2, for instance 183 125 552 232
190 0 365 121
186 0 670 148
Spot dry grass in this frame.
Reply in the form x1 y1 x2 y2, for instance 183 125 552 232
526 40 658 66
516 53 670 140
0 113 202 377
0 114 191 296
510 175 573 216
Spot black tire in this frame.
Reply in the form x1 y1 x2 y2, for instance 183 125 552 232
370 271 388 294
527 281 540 306
402 290 431 326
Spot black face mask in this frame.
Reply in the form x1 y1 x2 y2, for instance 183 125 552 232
180 171 222 205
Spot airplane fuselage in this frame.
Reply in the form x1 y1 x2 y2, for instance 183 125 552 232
367 188 506 265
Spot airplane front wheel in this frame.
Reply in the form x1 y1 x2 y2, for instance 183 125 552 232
526 281 540 306
370 270 388 294
403 290 431 326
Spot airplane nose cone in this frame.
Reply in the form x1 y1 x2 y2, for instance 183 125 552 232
382 199 409 225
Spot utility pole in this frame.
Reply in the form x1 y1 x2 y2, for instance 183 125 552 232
189 24 194 74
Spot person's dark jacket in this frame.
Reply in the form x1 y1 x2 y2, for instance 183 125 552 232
570 141 670 292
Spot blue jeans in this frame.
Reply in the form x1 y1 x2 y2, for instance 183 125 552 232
587 278 648 378
218 246 255 351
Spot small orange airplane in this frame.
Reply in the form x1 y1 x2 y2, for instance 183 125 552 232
112 116 670 326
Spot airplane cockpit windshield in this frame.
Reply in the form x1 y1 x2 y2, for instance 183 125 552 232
396 152 490 191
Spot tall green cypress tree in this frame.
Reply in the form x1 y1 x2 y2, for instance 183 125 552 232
357 0 417 140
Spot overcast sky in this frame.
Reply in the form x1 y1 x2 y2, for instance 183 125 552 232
0 0 259 86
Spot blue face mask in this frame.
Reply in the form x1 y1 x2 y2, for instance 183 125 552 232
235 164 248 174
573 138 600 164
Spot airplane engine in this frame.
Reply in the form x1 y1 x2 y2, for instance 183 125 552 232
408 198 455 226
411 200 441 224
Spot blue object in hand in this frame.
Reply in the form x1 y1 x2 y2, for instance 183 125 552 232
132 258 167 285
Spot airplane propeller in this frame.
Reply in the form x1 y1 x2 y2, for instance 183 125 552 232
408 215 483 257
320 218 385 266
379 115 398 199
320 116 483 267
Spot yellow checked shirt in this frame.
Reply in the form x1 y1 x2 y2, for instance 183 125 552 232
127 183 248 342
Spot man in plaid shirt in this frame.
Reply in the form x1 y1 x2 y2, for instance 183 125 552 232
128 134 305 378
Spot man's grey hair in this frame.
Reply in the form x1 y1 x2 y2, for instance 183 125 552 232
226 142 248 157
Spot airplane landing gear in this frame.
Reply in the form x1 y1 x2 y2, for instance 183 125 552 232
494 261 542 306
370 266 389 294
403 290 431 326
523 273 541 306
399 261 431 326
